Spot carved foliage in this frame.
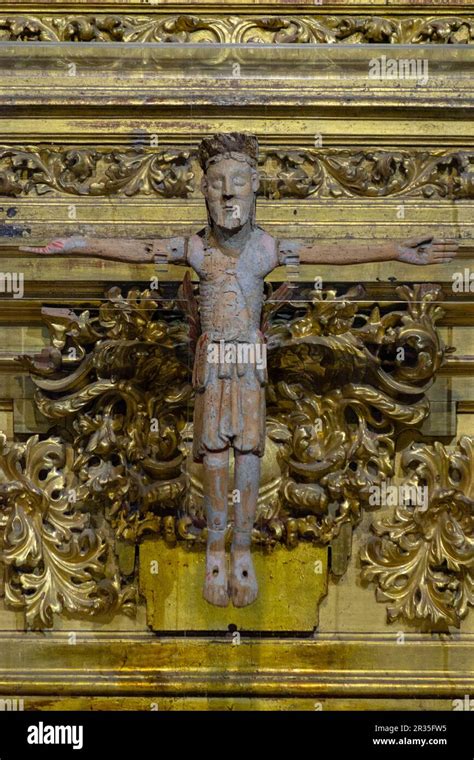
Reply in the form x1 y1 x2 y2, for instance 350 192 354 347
1 146 472 200
22 288 192 544
0 14 473 44
259 149 474 200
0 434 136 628
0 146 194 198
361 437 474 628
265 284 445 546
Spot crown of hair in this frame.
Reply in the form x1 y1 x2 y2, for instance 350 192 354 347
198 132 259 171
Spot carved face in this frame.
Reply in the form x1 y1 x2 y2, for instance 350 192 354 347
201 157 259 230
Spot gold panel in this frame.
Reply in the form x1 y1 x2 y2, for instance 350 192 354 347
139 540 328 631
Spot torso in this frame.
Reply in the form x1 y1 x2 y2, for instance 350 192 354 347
187 227 278 342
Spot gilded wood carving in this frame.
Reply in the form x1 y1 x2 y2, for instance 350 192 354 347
1 13 473 45
0 146 471 200
0 132 462 625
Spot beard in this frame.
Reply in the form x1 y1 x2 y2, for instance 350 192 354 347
206 198 256 232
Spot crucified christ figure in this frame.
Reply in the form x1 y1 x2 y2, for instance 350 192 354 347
21 132 458 608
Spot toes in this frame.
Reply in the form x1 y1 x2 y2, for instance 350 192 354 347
232 587 258 608
203 585 229 607
203 558 229 607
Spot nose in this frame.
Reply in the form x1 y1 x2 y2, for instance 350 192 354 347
221 177 234 197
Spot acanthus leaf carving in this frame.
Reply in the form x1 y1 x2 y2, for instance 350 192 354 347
1 146 473 200
361 437 474 629
1 14 474 45
0 433 136 629
0 146 194 198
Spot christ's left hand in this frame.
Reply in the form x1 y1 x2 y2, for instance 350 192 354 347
396 236 459 265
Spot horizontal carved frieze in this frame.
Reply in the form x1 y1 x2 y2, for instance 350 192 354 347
260 149 474 200
0 146 194 198
0 14 473 44
0 145 472 200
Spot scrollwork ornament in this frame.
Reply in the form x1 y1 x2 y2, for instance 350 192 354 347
2 146 472 200
361 437 474 629
1 14 473 45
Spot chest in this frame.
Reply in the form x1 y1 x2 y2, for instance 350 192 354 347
195 245 269 289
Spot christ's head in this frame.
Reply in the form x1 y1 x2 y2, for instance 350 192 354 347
198 133 259 231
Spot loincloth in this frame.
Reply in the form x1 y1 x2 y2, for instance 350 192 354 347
191 333 267 462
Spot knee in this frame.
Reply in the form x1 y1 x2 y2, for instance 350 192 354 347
204 450 228 470
211 513 226 529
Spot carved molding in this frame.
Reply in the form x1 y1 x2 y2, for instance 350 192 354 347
0 14 474 44
1 146 472 200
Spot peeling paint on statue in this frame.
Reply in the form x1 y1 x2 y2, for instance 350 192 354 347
22 132 458 607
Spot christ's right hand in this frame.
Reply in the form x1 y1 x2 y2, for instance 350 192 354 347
19 236 87 255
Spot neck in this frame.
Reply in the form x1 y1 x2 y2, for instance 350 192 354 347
209 219 253 252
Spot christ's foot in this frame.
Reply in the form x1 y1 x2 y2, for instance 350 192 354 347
203 548 229 607
230 547 258 607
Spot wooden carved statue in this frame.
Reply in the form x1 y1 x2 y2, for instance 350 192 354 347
22 132 458 608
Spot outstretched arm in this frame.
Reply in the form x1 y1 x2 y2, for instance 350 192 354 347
287 236 458 266
20 235 187 265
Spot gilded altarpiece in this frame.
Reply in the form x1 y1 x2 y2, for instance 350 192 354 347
0 0 473 710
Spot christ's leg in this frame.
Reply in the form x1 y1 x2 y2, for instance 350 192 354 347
203 448 229 607
230 450 260 607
